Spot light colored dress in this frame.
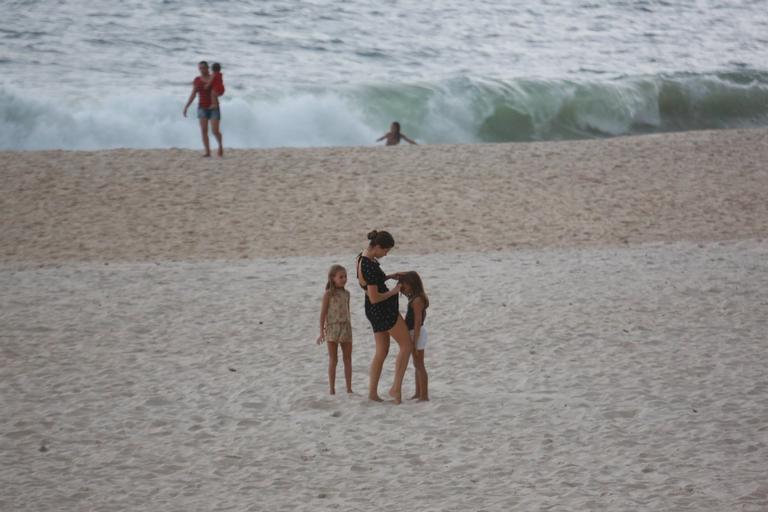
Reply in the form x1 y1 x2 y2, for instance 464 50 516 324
325 289 352 343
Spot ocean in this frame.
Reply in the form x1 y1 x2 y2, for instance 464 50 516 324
1 0 767 150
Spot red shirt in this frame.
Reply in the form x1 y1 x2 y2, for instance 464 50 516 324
193 76 212 109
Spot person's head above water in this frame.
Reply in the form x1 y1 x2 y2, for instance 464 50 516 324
366 230 395 258
212 62 221 73
198 61 209 76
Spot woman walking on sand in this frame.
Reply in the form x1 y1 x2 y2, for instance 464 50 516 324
356 230 413 404
182 60 224 157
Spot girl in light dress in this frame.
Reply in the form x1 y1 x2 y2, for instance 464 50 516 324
317 265 353 395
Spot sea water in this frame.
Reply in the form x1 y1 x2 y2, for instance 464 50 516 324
1 0 767 150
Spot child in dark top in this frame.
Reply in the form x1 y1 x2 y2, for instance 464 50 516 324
399 271 429 401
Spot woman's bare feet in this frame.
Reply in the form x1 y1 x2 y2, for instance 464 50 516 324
388 389 401 405
369 394 383 402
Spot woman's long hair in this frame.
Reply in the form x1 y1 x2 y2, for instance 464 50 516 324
399 271 429 309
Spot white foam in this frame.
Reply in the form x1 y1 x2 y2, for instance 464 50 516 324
3 72 768 150
0 86 380 150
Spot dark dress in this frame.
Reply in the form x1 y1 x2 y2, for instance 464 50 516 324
357 254 399 333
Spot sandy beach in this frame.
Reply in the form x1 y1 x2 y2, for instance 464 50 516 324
2 128 767 265
2 128 768 511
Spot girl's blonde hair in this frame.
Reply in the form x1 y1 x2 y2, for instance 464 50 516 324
325 264 347 292
399 271 429 309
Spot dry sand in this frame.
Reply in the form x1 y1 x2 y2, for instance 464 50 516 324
1 128 766 264
2 129 768 511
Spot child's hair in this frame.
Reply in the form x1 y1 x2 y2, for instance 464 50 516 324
367 229 395 249
325 264 347 291
391 121 401 142
212 62 221 72
399 271 429 309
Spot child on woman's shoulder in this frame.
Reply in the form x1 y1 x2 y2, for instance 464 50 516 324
398 271 429 401
317 265 353 395
206 62 225 109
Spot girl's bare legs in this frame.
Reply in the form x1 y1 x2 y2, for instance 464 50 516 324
326 341 339 395
411 349 423 400
369 332 390 401
413 350 429 401
387 316 413 404
340 341 353 393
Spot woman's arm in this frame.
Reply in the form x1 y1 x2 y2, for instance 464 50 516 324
366 283 400 304
316 291 330 344
401 134 417 145
410 297 425 345
376 133 389 142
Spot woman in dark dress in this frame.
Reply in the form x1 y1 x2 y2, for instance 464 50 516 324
356 230 413 404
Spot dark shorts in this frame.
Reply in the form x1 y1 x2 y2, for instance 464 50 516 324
197 107 221 120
